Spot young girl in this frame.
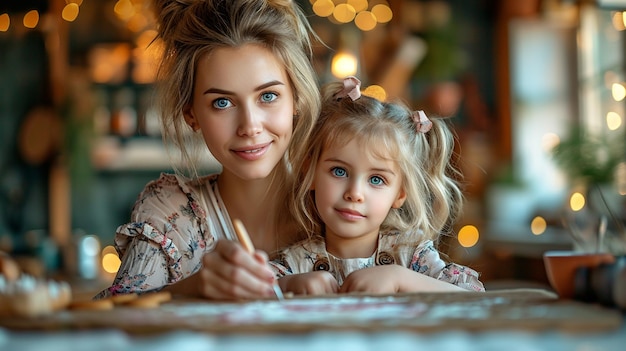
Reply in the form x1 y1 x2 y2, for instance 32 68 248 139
95 0 321 300
271 77 485 295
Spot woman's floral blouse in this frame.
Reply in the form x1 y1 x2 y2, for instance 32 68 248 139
94 173 237 299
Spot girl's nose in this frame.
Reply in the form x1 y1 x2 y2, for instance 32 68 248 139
343 182 364 203
237 105 263 137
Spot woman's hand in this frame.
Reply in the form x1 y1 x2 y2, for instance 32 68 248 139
340 265 465 294
169 239 277 300
278 271 339 296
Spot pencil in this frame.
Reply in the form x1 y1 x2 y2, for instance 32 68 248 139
232 219 285 301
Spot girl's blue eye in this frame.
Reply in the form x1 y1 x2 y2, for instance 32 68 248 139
331 167 347 177
213 98 232 109
370 176 384 186
261 92 278 103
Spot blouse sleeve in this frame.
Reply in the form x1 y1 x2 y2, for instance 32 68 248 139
409 240 485 292
94 173 214 299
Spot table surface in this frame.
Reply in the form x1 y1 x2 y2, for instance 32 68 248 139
1 289 625 351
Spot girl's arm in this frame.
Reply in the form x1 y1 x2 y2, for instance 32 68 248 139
340 265 465 294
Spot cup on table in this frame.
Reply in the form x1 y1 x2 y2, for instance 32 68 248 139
543 250 615 299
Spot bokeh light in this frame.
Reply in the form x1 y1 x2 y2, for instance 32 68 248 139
569 192 586 212
23 10 39 29
0 13 9 32
530 216 547 235
458 225 479 248
62 3 80 22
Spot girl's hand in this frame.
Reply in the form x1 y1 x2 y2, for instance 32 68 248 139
278 271 339 296
340 265 466 294
184 239 277 300
339 266 404 294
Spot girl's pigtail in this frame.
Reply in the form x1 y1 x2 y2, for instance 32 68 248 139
423 117 464 236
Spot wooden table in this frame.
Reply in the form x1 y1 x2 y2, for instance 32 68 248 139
1 289 624 350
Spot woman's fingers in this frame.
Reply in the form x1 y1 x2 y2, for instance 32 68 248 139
198 240 275 300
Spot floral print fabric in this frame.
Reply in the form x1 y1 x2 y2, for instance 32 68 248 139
94 173 234 299
270 231 485 292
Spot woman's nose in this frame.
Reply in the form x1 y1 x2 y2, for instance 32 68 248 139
237 105 263 137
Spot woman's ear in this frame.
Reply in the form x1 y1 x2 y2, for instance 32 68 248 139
183 107 200 131
391 189 407 209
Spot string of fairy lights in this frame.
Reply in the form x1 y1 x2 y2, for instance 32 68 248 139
310 0 393 31
0 1 393 33
0 0 152 33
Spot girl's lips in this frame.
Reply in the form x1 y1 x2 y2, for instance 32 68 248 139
335 208 365 220
232 142 271 161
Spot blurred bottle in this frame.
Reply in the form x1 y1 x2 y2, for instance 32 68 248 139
109 88 137 138
575 255 626 309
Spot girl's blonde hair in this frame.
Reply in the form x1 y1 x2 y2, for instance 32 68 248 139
291 79 464 243
151 0 321 232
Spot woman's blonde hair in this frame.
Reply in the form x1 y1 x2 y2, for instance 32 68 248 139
291 79 464 243
151 0 321 233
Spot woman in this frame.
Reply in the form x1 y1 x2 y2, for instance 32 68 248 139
96 0 321 300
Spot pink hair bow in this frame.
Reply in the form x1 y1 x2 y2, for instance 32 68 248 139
335 76 361 101
412 110 432 133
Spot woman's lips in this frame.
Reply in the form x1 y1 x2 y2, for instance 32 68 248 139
232 142 271 161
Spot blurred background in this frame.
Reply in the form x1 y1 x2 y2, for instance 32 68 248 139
0 0 625 291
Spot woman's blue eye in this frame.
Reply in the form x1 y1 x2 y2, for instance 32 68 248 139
370 176 384 186
331 167 347 177
261 92 278 103
213 98 232 109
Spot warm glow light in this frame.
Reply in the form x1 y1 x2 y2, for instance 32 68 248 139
372 4 393 23
23 10 39 29
612 83 626 101
67 0 84 5
133 33 162 84
614 11 626 30
127 13 148 32
331 51 358 78
570 192 586 212
363 85 387 101
0 13 9 32
355 11 377 31
313 0 334 17
114 0 135 21
347 0 369 13
458 225 479 248
333 4 356 23
607 111 622 130
530 216 547 235
102 253 121 274
102 245 117 256
542 133 560 153
62 3 80 22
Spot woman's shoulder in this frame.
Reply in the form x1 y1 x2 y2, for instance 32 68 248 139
136 173 216 200
131 172 218 217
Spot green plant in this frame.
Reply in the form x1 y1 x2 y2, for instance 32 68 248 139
413 22 465 83
551 127 624 184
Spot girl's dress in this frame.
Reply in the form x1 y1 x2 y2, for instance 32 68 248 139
94 173 235 298
270 231 485 292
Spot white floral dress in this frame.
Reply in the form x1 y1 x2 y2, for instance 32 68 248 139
270 231 485 292
95 173 238 299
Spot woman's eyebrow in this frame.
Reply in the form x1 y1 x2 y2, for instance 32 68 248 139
203 80 285 95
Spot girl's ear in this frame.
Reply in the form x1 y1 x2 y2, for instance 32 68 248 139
391 188 407 209
183 106 200 131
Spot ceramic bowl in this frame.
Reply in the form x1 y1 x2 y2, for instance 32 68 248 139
543 250 615 299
